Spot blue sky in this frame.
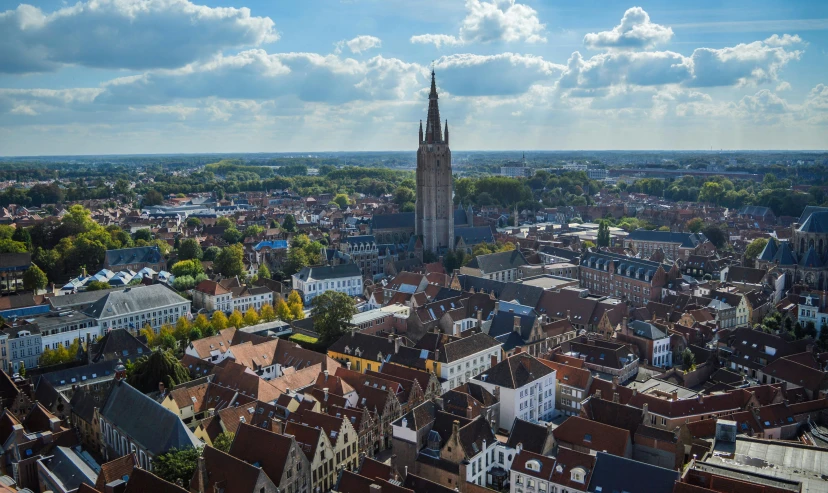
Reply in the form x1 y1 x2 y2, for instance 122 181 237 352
0 0 826 155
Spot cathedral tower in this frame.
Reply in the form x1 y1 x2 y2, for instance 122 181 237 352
416 71 454 252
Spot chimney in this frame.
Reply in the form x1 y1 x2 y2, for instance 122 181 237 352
477 310 483 327
516 442 523 454
324 370 329 381
390 454 397 476
433 350 440 374
612 392 619 403
514 316 521 333
514 347 522 354
394 336 402 354
491 354 498 368
104 480 128 493
698 393 704 404
370 484 382 493
346 361 352 370
611 376 619 390
595 389 602 400
671 390 678 401
323 388 329 400
388 333 394 344
642 403 649 422
567 310 571 321
467 406 473 418
623 317 628 330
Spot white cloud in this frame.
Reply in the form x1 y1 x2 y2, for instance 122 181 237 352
410 0 545 47
688 40 802 87
435 53 564 96
410 34 464 48
336 35 382 54
557 50 691 89
584 7 673 50
0 0 278 73
764 34 805 47
776 81 792 91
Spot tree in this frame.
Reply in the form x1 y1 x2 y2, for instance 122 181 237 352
177 238 203 260
0 239 28 253
174 317 191 341
188 327 203 341
686 218 704 233
258 264 271 280
284 248 310 277
311 291 356 345
22 264 48 291
244 307 260 326
133 229 153 242
702 224 727 249
393 187 415 206
275 298 291 321
287 291 305 320
18 362 25 377
282 214 298 232
581 240 596 251
260 304 276 322
228 310 244 328
222 228 243 244
193 314 210 332
596 220 610 248
186 217 202 228
211 311 229 332
332 193 350 209
126 349 190 393
142 190 164 206
213 432 235 453
215 244 245 278
216 217 234 228
85 280 111 291
682 348 696 371
171 259 204 278
140 324 156 347
202 246 221 262
745 238 769 264
153 446 201 488
12 227 32 251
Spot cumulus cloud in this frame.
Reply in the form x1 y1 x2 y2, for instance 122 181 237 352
776 81 792 91
764 34 805 47
558 36 802 90
435 53 564 96
584 7 673 50
0 0 278 73
687 40 802 87
410 0 545 47
336 35 382 54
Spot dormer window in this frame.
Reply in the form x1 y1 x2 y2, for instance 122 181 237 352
525 460 541 472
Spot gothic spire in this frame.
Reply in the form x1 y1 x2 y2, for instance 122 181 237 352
419 120 423 143
444 120 449 145
425 70 442 144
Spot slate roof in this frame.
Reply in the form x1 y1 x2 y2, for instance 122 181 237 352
581 251 665 282
69 388 97 424
42 446 98 492
88 328 150 363
440 331 502 363
553 416 630 457
798 206 828 224
229 422 295 484
466 250 528 274
800 247 823 268
626 229 708 248
506 418 550 454
99 381 200 455
344 235 376 245
84 284 187 319
0 252 31 271
455 226 494 245
629 320 667 341
294 263 361 282
772 241 797 266
587 452 679 493
371 213 415 230
328 332 399 361
474 353 554 389
758 238 778 262
105 246 162 267
123 468 188 493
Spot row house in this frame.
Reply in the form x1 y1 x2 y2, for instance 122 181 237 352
292 264 363 305
624 229 712 261
192 277 274 314
229 423 312 493
579 251 680 307
460 250 528 282
84 284 191 334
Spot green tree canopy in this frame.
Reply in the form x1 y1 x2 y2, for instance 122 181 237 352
311 291 357 345
126 349 191 393
23 264 48 291
215 244 245 278
153 446 201 488
177 238 203 260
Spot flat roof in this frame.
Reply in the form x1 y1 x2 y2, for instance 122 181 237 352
704 437 828 493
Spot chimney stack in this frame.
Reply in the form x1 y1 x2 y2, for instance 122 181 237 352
346 361 352 370
595 389 602 400
514 316 521 332
324 370 329 381
612 392 619 403
477 310 483 327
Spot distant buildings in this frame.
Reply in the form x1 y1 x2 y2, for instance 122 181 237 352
292 264 363 305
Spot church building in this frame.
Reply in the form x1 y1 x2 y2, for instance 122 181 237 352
416 71 455 253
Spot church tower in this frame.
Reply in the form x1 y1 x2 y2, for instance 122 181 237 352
416 71 454 252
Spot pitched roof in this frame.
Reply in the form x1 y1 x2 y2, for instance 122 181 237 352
553 416 630 457
229 423 296 484
84 284 187 320
466 250 528 274
626 229 707 248
196 445 271 493
99 381 201 455
123 468 188 493
95 454 138 491
474 353 554 389
587 452 679 493
105 246 162 267
506 418 550 454
295 263 362 282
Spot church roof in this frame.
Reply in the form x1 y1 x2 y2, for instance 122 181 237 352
772 241 797 266
371 213 414 231
799 211 828 234
800 247 823 268
758 238 778 262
